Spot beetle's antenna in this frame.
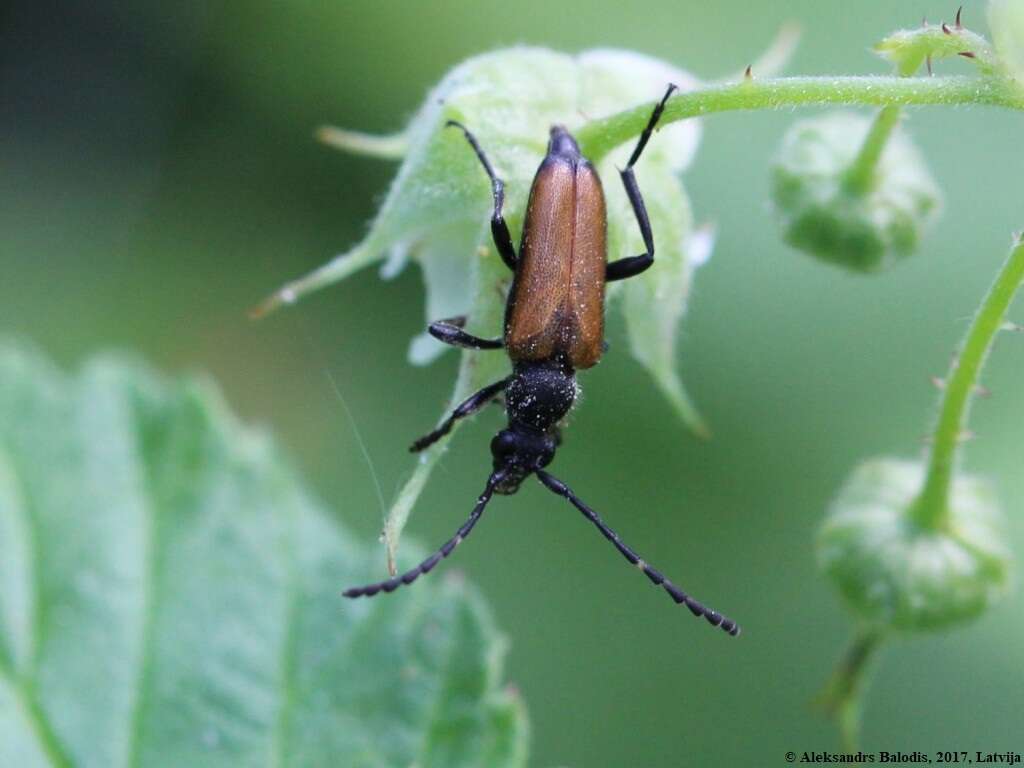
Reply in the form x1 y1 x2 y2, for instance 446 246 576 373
535 470 740 636
344 470 506 598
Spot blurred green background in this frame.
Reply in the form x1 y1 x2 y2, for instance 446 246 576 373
3 1 1022 765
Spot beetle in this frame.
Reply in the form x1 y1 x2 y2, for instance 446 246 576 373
344 85 739 637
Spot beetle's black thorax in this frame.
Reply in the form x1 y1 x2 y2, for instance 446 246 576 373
507 359 576 433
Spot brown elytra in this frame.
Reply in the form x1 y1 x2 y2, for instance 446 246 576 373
504 132 608 370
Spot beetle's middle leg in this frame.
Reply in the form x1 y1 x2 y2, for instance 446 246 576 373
428 316 503 350
409 376 510 452
606 83 678 283
446 120 518 272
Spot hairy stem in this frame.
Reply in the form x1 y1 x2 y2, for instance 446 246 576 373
842 105 902 196
912 237 1024 529
577 75 1024 162
818 629 884 753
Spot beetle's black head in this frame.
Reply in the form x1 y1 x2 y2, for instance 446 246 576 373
489 427 558 494
547 125 581 159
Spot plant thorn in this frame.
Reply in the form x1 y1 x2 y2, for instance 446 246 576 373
955 6 963 29
930 375 946 390
744 64 753 80
958 51 977 59
1001 321 1023 332
974 385 992 399
942 23 952 35
927 55 933 76
957 429 976 443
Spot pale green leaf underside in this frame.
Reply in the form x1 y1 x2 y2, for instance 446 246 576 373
0 342 527 768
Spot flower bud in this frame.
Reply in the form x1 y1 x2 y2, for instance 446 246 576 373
771 112 941 272
874 21 997 76
817 458 1011 631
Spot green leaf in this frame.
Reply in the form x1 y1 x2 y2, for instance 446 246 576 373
251 46 710 567
0 342 527 768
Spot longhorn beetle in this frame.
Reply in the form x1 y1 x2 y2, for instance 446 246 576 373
344 85 740 637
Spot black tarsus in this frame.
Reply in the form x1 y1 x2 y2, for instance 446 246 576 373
410 376 511 452
446 120 518 271
606 83 678 282
428 315 503 350
535 469 740 637
343 471 505 598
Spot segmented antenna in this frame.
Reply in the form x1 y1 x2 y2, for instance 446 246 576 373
536 469 740 637
343 471 504 598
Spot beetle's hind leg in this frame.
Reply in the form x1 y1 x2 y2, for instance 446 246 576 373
446 120 518 271
429 315 503 350
606 83 678 283
410 376 510 452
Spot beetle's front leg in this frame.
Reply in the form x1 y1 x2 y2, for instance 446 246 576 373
606 83 677 283
409 376 510 453
428 316 503 350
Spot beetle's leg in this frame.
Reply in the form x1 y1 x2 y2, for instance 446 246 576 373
344 470 505 598
606 83 678 283
446 120 518 271
429 315 503 350
535 469 741 637
410 376 511 452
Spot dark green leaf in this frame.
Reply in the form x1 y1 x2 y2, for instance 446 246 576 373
0 342 527 768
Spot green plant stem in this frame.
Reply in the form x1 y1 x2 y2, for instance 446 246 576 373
818 629 884 753
842 105 902 196
577 75 1024 162
912 237 1024 529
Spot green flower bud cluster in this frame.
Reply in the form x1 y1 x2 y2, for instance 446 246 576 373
874 14 998 77
771 111 941 272
815 233 1024 748
818 458 1011 631
818 235 1024 634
